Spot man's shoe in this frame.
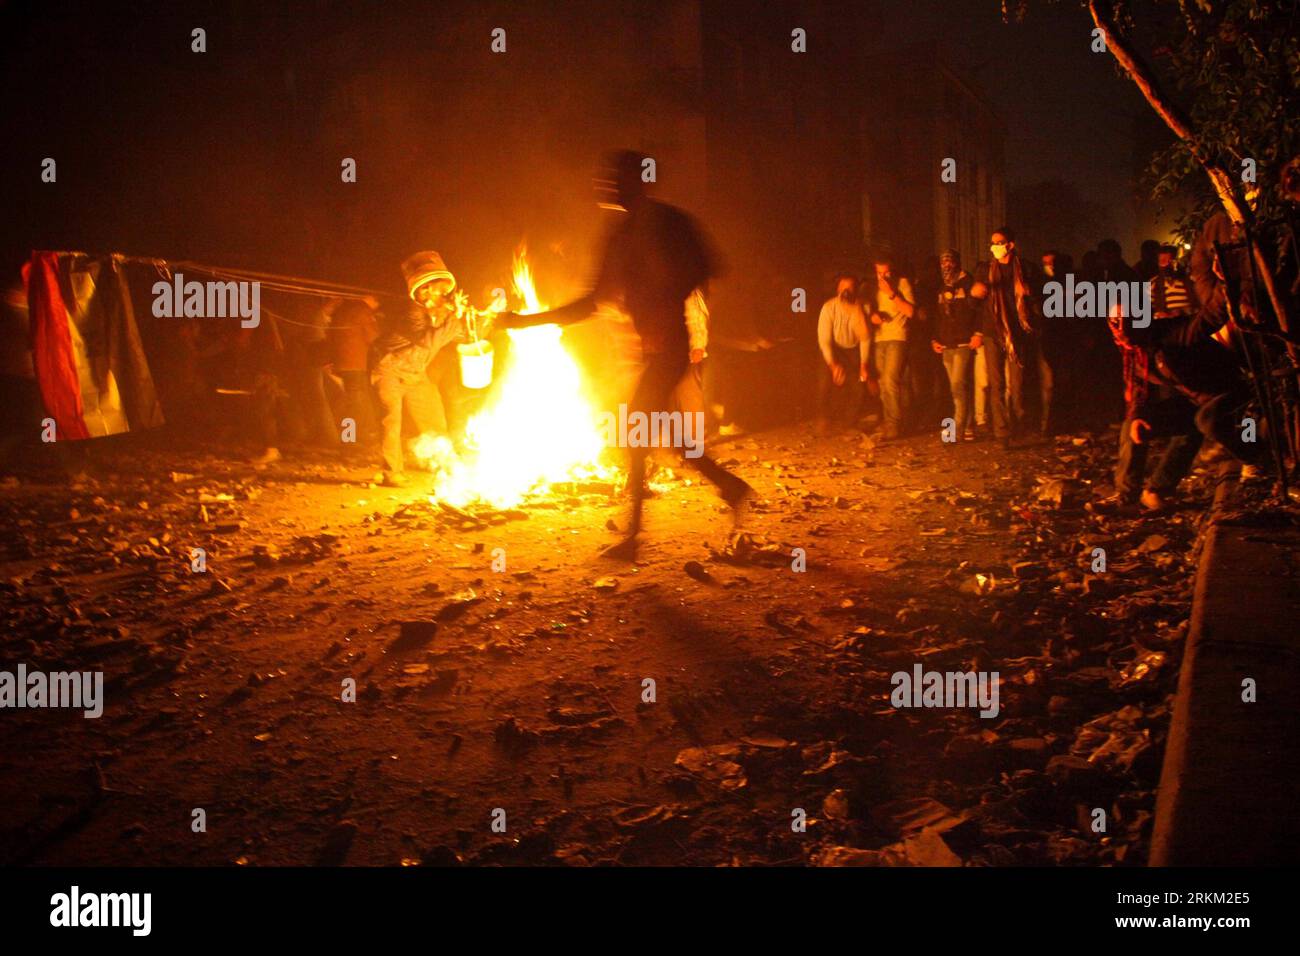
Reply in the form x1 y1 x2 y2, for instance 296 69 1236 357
1090 493 1141 517
722 478 755 528
381 471 409 488
251 447 281 466
1139 489 1169 513
600 535 639 561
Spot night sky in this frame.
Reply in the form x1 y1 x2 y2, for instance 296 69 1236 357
891 0 1162 232
0 0 1169 293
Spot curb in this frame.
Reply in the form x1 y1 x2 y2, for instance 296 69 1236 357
1149 474 1300 865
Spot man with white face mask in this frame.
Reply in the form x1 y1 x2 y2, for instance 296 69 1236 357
971 227 1052 448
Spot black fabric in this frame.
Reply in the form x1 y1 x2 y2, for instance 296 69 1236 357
932 272 979 347
624 350 745 535
818 341 864 426
595 200 719 354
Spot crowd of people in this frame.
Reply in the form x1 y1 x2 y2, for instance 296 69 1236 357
185 199 1273 532
814 224 1277 514
1 151 1289 536
129 250 503 489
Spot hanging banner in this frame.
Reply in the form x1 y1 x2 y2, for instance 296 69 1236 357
24 252 165 439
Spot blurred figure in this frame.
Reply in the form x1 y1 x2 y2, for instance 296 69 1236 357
1135 238 1161 281
1096 239 1139 283
237 316 295 465
1079 249 1100 281
327 296 380 455
1189 211 1245 314
816 272 870 434
1039 250 1074 429
498 149 753 560
285 299 337 449
654 287 712 460
1040 250 1070 281
906 255 947 436
0 280 41 471
930 250 981 442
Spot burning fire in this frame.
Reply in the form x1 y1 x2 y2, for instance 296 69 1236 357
414 248 611 507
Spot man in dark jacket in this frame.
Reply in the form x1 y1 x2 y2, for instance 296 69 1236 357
929 249 982 442
1115 289 1260 476
1105 314 1204 513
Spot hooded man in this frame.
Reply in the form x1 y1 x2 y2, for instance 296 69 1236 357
930 249 982 442
497 149 753 560
372 250 487 487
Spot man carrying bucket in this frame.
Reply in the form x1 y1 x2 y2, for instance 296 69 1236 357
497 150 753 560
372 250 491 487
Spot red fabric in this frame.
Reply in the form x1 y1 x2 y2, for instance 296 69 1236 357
23 252 90 439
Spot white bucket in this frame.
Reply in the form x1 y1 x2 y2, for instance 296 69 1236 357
457 339 494 389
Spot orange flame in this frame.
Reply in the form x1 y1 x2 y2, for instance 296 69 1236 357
414 247 610 506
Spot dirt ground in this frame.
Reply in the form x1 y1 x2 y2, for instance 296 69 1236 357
0 425 1211 866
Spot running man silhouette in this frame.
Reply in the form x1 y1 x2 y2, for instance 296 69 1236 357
498 150 753 560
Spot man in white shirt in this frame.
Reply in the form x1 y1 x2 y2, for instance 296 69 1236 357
817 273 871 434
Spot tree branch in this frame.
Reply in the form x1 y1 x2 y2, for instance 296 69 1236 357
1088 0 1294 339
1087 0 1248 226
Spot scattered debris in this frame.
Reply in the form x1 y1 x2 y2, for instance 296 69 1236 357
683 560 714 583
674 744 748 790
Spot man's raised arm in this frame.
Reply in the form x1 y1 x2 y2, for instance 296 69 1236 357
499 293 600 330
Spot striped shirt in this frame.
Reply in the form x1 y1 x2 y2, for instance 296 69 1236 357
1151 273 1194 316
